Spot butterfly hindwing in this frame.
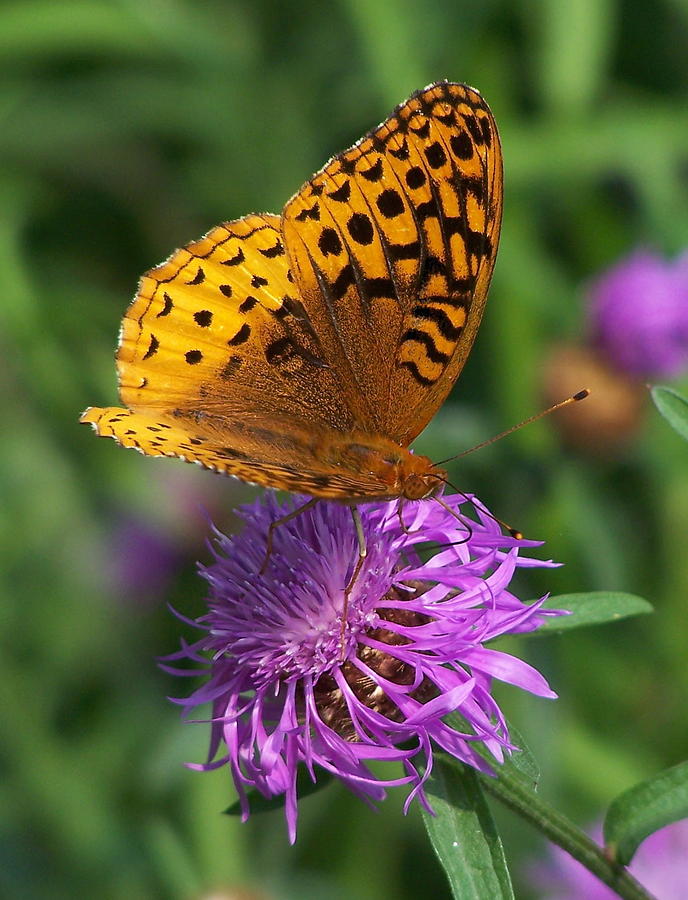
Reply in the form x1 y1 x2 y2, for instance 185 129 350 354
80 406 395 498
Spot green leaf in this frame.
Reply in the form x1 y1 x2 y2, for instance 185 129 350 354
422 757 514 900
651 385 688 442
442 712 540 788
605 760 688 865
503 722 540 787
530 592 652 634
477 766 653 899
224 771 333 817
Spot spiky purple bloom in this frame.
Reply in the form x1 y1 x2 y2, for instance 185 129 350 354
164 492 562 843
528 819 688 899
588 248 688 378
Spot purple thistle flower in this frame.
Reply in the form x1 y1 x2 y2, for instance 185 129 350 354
588 248 688 378
163 492 562 843
528 819 688 899
108 517 182 605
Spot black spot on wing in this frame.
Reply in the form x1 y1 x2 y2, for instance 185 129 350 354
259 239 284 258
347 213 374 245
331 264 355 301
318 227 342 257
463 114 485 145
227 323 251 346
388 137 409 160
339 157 357 176
265 336 325 368
450 131 473 160
219 446 250 460
425 141 447 169
222 247 245 266
142 334 159 359
295 202 320 222
328 181 351 203
376 188 405 218
405 166 426 189
410 118 431 139
157 293 173 317
389 240 421 261
364 277 396 299
360 158 383 182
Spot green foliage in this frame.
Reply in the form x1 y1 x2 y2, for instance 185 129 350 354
2 0 688 897
534 592 653 633
423 760 514 899
605 761 688 866
651 385 688 441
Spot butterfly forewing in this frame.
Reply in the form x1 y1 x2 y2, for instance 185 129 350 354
83 83 502 498
83 212 391 496
282 82 502 444
116 214 346 427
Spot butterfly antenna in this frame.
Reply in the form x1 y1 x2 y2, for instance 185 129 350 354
432 389 590 467
427 473 523 540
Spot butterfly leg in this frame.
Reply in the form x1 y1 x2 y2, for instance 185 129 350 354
397 498 412 534
259 497 320 574
339 507 367 653
397 498 422 535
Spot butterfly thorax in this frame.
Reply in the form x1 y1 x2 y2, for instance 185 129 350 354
317 432 446 501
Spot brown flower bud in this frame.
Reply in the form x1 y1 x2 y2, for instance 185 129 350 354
542 344 646 454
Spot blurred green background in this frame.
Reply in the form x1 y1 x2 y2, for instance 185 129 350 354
2 1 687 897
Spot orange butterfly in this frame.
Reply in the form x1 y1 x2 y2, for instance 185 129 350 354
82 82 502 518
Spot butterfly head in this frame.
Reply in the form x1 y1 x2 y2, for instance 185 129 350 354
399 455 447 501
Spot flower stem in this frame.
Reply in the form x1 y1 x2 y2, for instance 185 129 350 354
477 767 656 900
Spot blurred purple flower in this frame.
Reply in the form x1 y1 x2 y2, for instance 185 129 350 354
108 517 182 604
163 493 562 843
588 248 688 378
528 819 688 899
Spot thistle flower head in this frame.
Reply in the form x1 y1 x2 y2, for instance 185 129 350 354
588 248 688 378
164 493 561 842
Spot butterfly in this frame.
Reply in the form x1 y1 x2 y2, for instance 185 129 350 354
82 82 502 518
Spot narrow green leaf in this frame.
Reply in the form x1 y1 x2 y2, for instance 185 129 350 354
442 712 540 788
651 385 688 441
531 592 652 634
503 722 540 787
422 757 514 900
605 761 688 865
224 771 333 816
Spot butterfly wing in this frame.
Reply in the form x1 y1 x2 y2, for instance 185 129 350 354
82 213 390 497
282 81 503 445
113 214 364 430
80 406 393 497
83 83 501 495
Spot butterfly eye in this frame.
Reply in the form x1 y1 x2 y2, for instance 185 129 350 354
402 474 434 501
